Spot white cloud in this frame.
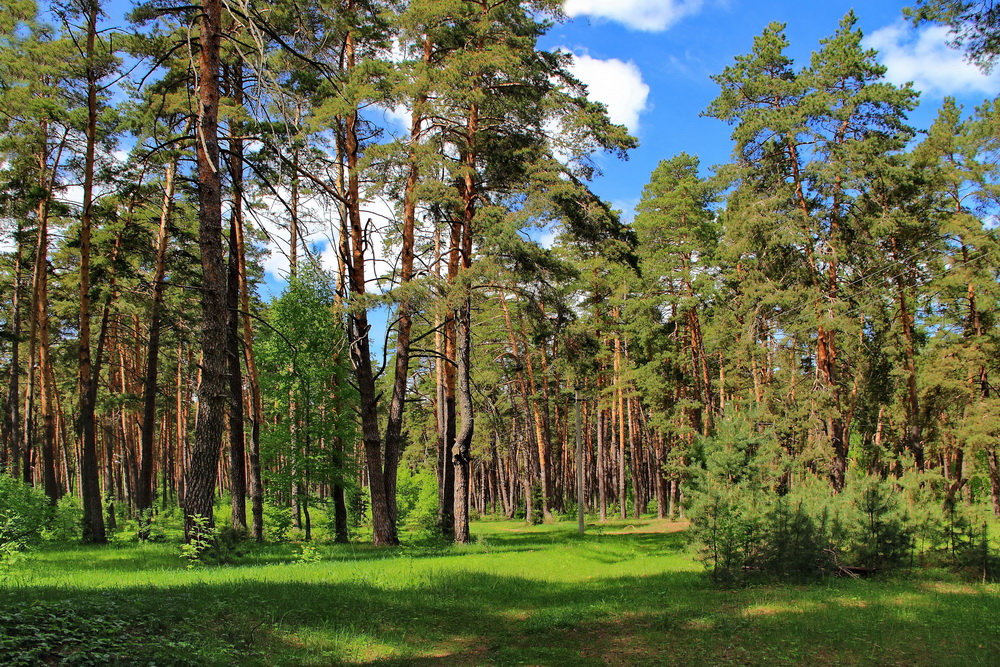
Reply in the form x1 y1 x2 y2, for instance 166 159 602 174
865 23 1000 97
251 190 397 296
250 192 340 282
566 53 650 133
0 225 14 254
563 0 703 32
374 103 411 132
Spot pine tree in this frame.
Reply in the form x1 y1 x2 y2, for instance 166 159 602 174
707 15 917 490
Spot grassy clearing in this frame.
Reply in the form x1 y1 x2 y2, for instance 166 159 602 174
1 519 998 665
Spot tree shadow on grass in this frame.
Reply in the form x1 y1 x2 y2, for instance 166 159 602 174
3 558 998 665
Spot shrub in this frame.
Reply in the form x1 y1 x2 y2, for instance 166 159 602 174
0 473 50 551
690 477 915 584
527 482 544 525
42 495 82 543
397 467 440 534
179 516 216 567
264 502 293 542
295 542 321 564
179 516 246 567
841 475 913 570
687 418 916 583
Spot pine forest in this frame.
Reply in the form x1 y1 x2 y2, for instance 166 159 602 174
0 1 998 664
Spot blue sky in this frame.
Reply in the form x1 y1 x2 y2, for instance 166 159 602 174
545 0 1000 222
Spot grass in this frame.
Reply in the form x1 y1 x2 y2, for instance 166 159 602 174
1 518 999 665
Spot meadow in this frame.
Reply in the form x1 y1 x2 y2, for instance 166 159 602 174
2 518 998 665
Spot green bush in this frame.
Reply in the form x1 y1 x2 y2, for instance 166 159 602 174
397 467 440 534
690 475 915 584
42 495 82 543
264 502 293 542
841 475 913 570
687 418 916 583
0 474 50 552
528 482 544 525
179 516 246 567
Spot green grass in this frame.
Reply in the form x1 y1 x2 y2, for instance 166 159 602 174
2 518 999 665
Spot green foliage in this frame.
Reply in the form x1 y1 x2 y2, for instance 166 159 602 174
687 419 917 583
179 517 245 567
134 509 167 543
0 473 50 552
844 475 914 570
294 543 321 564
907 0 1000 71
527 482 544 525
178 516 215 568
255 269 358 531
263 503 294 543
396 467 439 534
210 526 248 565
41 495 82 544
0 600 223 665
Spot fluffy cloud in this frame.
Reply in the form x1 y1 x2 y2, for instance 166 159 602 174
865 23 1000 97
563 0 703 32
252 190 397 296
566 53 650 133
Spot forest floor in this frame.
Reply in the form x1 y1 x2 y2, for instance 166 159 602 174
1 518 998 665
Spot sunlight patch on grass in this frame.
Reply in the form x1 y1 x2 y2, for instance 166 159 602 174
742 602 806 617
604 519 691 534
920 581 981 595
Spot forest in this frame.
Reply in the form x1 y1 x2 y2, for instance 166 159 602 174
0 0 998 664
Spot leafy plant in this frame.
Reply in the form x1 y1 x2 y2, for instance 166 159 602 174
178 516 245 567
294 543 321 564
179 516 216 568
397 467 440 534
0 473 50 552
263 503 293 542
42 495 82 543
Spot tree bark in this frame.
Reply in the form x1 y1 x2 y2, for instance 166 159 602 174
4 220 24 477
452 102 478 544
137 160 176 535
183 0 228 538
227 70 248 532
381 36 427 533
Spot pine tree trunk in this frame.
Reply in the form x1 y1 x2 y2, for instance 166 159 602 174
452 103 478 543
614 336 627 518
338 16 397 546
597 405 607 521
226 64 248 533
988 449 1000 517
226 212 247 532
381 45 426 532
183 0 228 538
4 220 24 475
894 241 923 471
24 125 58 500
232 161 264 541
452 293 474 543
437 231 456 539
137 160 175 535
77 0 104 540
